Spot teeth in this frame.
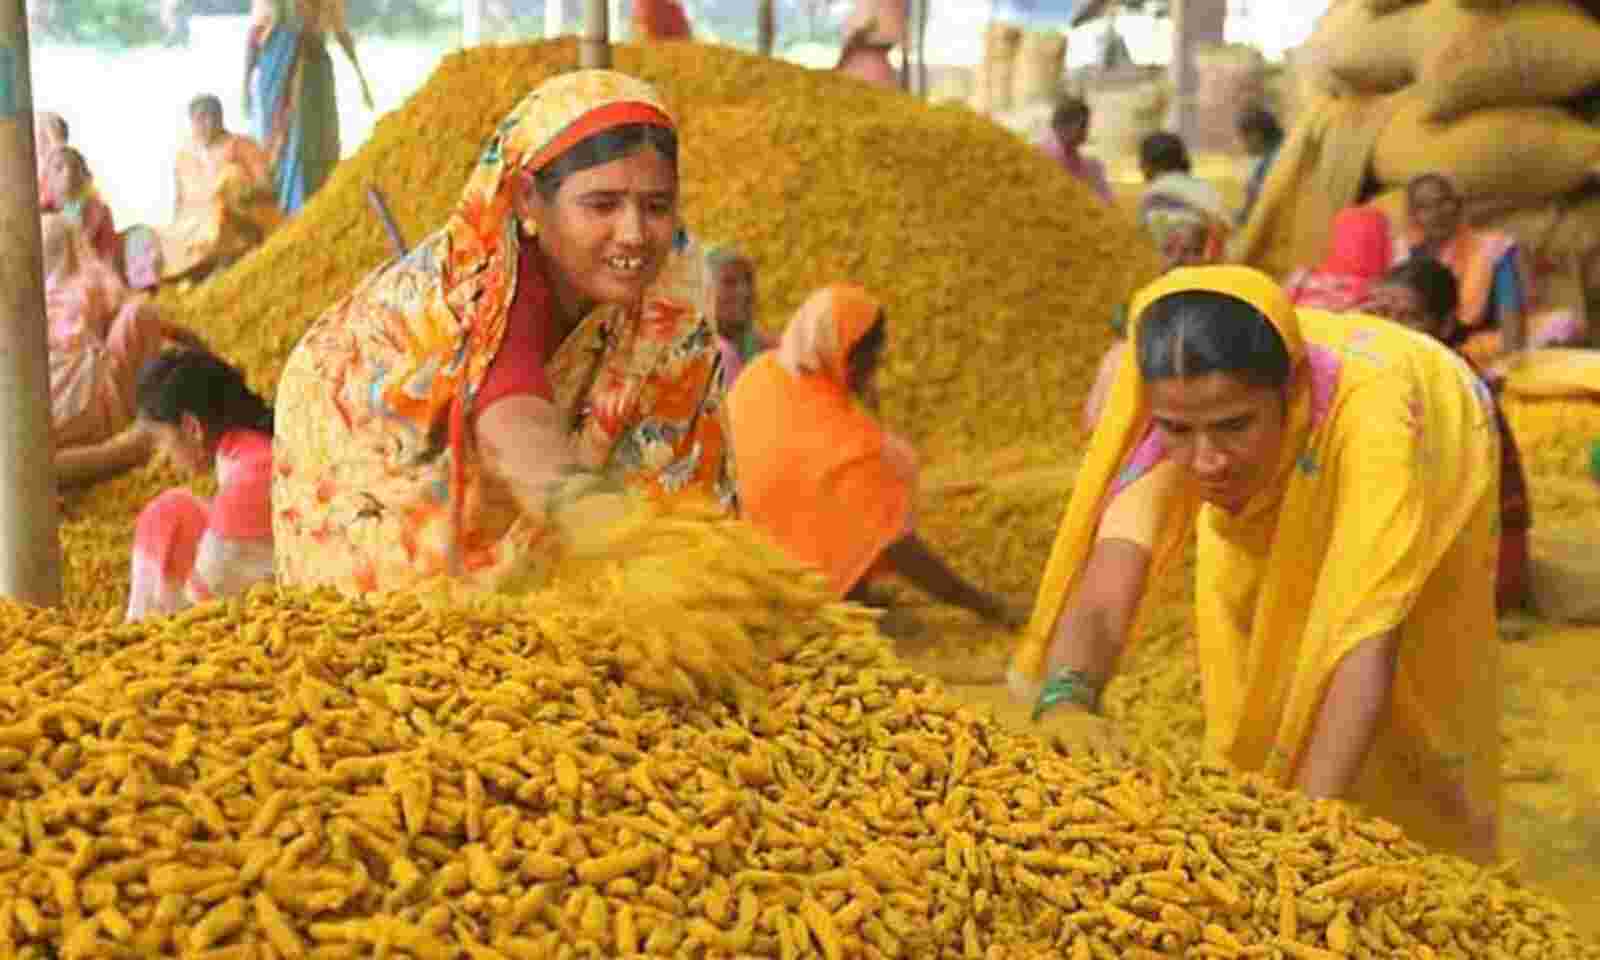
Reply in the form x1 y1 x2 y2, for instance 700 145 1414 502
606 256 643 271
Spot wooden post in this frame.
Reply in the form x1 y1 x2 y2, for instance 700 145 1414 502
545 0 563 37
0 0 63 607
581 0 610 67
1169 0 1226 144
757 0 775 55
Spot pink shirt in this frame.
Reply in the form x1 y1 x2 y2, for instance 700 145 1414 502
1038 133 1113 205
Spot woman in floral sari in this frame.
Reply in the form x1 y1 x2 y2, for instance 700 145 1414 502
1015 266 1502 863
243 0 374 213
155 94 283 282
273 69 733 596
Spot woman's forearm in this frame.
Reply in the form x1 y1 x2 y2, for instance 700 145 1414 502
1293 631 1399 800
475 395 581 522
882 533 1002 620
1042 538 1150 694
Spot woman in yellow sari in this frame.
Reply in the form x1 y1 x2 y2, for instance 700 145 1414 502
272 70 732 595
1012 266 1502 863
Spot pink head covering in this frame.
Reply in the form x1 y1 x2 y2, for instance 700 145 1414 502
1318 206 1393 281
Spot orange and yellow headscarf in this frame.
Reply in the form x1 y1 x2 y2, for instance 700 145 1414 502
729 285 914 598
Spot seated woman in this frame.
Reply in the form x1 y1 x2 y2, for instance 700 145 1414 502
1037 97 1113 206
1283 205 1392 312
272 70 733 596
43 146 119 267
835 1 902 91
1362 257 1532 612
126 350 275 621
1137 131 1230 260
633 0 692 40
704 244 771 386
1015 266 1502 863
729 284 1015 624
153 94 283 283
1395 173 1582 361
42 214 207 487
1234 105 1283 228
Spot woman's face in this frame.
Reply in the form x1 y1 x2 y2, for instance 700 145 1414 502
1148 371 1286 513
142 415 211 476
712 261 754 336
1055 114 1088 147
524 145 678 313
191 109 222 146
1407 179 1463 250
47 150 85 200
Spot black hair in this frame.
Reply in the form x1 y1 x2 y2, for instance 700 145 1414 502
1136 290 1292 390
1406 172 1457 205
188 94 223 123
136 349 274 437
847 311 888 393
851 312 887 366
1236 105 1282 145
1139 131 1191 176
1052 95 1091 130
1383 256 1460 332
532 123 679 201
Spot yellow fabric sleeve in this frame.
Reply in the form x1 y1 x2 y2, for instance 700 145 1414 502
1095 460 1180 550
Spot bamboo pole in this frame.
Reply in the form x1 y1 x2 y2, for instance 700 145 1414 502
581 0 611 68
757 0 775 56
0 0 63 606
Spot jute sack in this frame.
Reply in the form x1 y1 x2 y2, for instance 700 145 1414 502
979 22 1023 114
1012 31 1068 108
1299 0 1469 95
1417 1 1600 123
1372 94 1600 212
1236 92 1404 277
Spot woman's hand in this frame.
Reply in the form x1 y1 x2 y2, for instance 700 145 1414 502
1033 703 1123 759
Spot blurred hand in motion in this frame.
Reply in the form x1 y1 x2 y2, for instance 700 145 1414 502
1032 703 1124 760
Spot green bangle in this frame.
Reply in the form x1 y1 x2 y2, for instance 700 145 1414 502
1032 667 1103 721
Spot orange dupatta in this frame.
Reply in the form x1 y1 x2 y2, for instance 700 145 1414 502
728 285 915 598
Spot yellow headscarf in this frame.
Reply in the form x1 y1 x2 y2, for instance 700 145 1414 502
1015 265 1312 683
1014 266 1501 858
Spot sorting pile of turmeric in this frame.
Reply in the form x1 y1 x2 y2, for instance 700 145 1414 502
1 546 1597 959
156 38 1158 463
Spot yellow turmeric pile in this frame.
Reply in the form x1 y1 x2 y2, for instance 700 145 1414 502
157 39 1159 463
0 550 1595 958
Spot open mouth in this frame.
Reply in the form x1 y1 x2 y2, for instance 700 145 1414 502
604 255 644 272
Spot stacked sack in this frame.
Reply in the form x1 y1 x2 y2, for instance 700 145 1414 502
1239 0 1600 323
